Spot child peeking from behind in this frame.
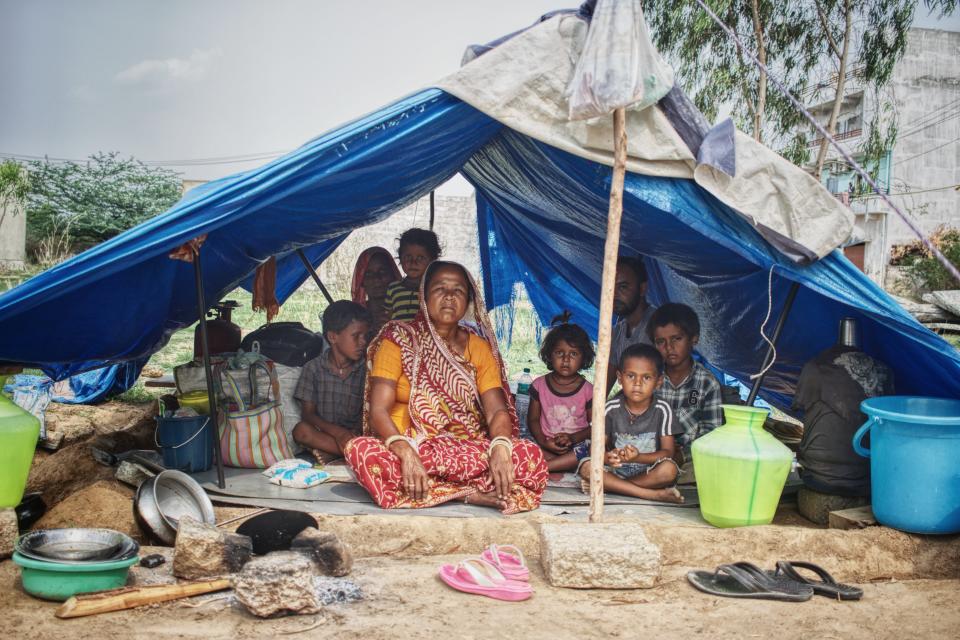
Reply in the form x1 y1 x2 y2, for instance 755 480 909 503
573 344 684 504
526 313 595 473
385 228 441 322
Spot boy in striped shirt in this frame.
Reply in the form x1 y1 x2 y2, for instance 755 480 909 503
574 344 683 503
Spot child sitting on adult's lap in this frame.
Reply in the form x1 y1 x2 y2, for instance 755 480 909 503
575 344 683 504
526 315 595 473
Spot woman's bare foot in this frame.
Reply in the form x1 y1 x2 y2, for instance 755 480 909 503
464 491 511 512
650 487 684 504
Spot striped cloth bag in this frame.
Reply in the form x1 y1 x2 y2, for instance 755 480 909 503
217 360 293 468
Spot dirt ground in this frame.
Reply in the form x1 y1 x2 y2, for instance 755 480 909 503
2 552 959 640
6 399 960 639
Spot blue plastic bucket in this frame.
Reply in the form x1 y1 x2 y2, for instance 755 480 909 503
853 396 960 534
155 415 213 473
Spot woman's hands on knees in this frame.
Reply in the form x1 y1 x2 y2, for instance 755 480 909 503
488 445 515 500
391 441 430 501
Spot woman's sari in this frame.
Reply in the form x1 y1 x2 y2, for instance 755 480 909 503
344 263 547 514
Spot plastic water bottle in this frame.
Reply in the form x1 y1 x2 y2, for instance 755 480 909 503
515 368 534 440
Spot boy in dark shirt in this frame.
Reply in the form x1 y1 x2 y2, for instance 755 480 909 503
575 344 683 504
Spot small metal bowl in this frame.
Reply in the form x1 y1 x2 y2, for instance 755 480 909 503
15 528 138 563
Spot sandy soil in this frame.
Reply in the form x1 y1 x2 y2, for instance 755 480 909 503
2 553 958 640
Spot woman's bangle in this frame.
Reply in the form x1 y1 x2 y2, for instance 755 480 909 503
488 435 513 456
384 434 415 451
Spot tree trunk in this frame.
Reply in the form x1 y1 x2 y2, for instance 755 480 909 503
750 0 767 142
814 0 854 179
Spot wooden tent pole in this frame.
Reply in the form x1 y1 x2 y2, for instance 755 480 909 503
193 249 226 489
589 107 628 523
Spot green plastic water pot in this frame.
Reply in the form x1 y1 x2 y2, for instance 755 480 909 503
691 405 793 528
0 400 41 508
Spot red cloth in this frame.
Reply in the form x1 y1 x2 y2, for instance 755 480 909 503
344 435 547 515
351 246 401 305
252 256 279 321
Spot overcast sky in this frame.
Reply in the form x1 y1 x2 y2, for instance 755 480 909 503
2 1 958 195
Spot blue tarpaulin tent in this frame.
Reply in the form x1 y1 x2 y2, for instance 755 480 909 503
1 12 958 410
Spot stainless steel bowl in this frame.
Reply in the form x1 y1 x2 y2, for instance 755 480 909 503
135 476 176 545
154 470 215 531
15 528 139 564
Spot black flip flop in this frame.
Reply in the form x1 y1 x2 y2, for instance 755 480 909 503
775 560 864 601
687 563 814 602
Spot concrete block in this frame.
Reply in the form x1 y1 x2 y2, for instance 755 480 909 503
797 487 869 526
0 509 17 560
539 523 660 589
115 461 154 488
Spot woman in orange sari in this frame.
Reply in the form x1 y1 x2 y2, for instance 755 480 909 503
344 261 547 514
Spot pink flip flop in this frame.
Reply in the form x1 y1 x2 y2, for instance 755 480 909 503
438 558 533 601
480 544 529 581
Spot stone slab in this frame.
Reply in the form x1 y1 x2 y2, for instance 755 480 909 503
797 487 869 526
539 522 660 589
923 290 960 318
828 505 877 530
173 516 253 580
233 551 322 618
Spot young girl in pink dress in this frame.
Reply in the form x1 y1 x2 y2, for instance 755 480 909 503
527 315 595 472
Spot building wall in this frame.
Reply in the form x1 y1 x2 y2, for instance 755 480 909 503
317 194 480 300
801 28 960 274
884 28 960 246
0 196 26 270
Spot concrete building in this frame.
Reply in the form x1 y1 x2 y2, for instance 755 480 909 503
799 28 960 287
0 194 26 271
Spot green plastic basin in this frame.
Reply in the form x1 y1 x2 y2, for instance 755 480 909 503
13 552 138 601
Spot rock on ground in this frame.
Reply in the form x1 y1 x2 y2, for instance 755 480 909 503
173 517 252 580
0 509 17 559
539 523 661 589
233 551 323 618
291 528 353 576
797 487 869 525
31 480 143 542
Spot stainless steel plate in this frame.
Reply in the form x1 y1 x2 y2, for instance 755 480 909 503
154 469 215 530
15 528 139 563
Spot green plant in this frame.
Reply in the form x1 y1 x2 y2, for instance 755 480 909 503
0 160 30 210
895 226 960 292
25 152 181 258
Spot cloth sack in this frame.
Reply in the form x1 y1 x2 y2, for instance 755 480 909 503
273 363 304 452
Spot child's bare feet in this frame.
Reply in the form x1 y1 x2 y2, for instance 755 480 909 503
650 487 684 504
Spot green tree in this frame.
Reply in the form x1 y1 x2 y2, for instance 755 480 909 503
642 0 823 164
25 152 182 256
642 0 956 169
0 160 30 211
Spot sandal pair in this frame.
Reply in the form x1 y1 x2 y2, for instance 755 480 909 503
688 560 863 602
438 544 531 602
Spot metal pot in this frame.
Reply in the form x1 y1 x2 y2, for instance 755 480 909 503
134 470 214 545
